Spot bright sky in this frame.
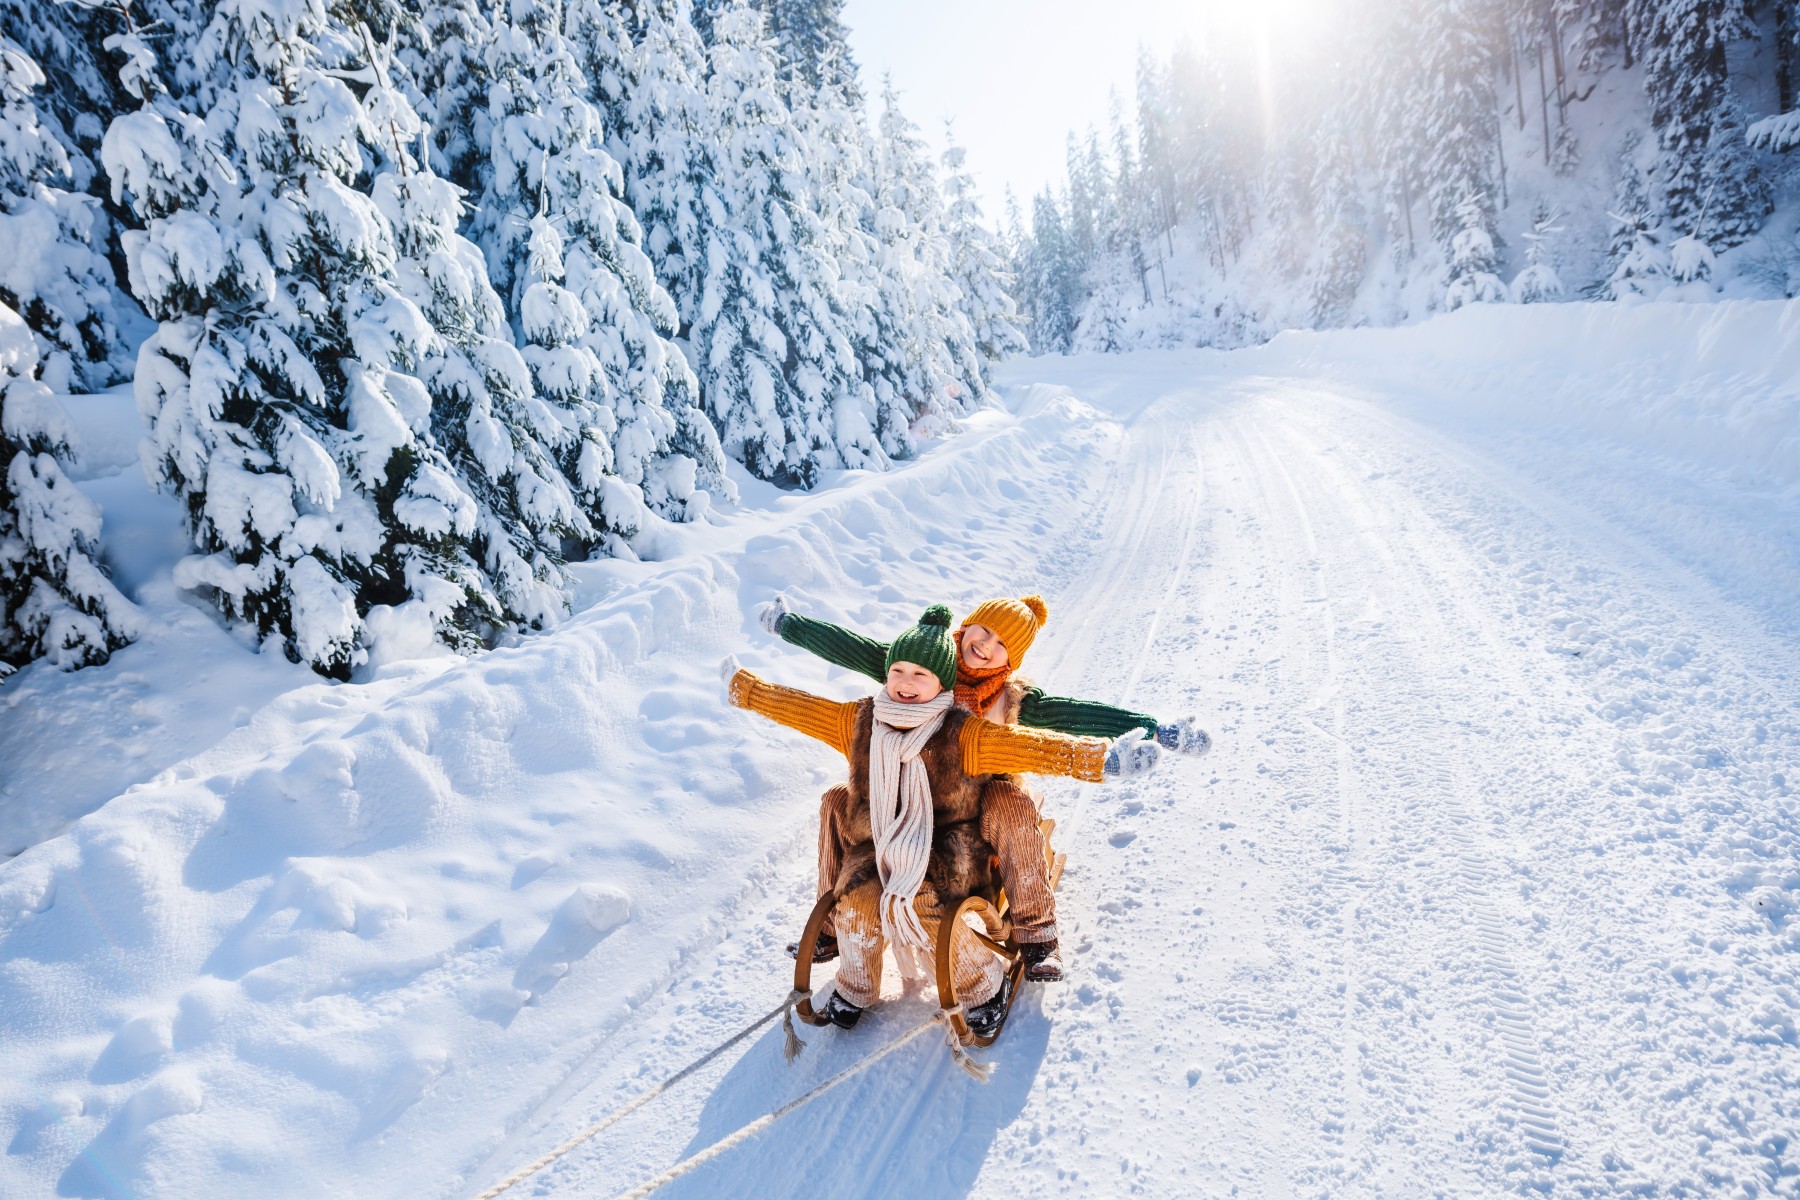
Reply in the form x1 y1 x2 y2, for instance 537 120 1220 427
841 0 1310 226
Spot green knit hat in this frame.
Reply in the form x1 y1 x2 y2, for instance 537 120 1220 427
886 604 958 691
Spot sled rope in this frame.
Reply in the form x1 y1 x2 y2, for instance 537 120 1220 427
606 1013 943 1200
473 988 808 1200
936 1003 995 1083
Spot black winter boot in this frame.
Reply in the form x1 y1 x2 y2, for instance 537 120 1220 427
823 991 864 1029
1020 939 1063 983
785 932 839 963
964 975 1014 1039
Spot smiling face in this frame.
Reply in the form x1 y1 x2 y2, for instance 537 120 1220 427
885 661 945 704
959 623 1010 671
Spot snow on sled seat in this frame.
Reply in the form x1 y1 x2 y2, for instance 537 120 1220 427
792 819 1062 1048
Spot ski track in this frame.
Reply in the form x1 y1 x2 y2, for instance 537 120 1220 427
465 356 1800 1200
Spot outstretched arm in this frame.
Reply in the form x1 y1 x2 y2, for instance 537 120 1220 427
1020 686 1211 755
1017 686 1159 739
725 666 859 759
762 597 892 685
958 719 1111 783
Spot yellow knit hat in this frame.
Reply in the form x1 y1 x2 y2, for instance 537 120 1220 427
960 595 1048 667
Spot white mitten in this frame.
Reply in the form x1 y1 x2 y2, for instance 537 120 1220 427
1103 727 1161 779
720 654 744 704
757 595 791 636
1156 717 1213 756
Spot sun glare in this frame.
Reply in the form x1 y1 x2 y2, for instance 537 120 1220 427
1141 0 1341 55
1136 0 1346 139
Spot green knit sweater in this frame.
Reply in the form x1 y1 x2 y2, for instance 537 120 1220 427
778 612 1161 739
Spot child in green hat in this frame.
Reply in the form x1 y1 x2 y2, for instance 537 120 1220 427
723 605 1159 1036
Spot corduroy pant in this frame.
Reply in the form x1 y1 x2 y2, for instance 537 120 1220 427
814 778 1058 945
830 879 1004 1009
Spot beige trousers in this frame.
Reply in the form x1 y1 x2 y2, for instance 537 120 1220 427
830 879 1004 1009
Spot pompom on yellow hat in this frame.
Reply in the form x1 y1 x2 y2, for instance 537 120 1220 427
960 595 1049 667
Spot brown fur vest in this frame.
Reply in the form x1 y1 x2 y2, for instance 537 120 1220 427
833 698 998 905
983 676 1031 727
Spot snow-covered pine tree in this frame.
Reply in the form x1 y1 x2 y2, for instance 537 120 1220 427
587 0 880 484
1133 46 1187 272
0 0 130 196
1633 0 1771 247
1419 0 1504 293
689 0 729 43
1668 230 1716 283
691 5 877 485
1606 211 1669 297
0 35 130 393
477 0 726 547
747 0 859 100
1748 0 1800 152
398 0 497 194
786 75 915 456
1062 129 1100 271
1445 192 1509 308
103 4 558 675
572 0 690 270
1692 92 1768 246
1310 105 1367 325
1107 91 1156 306
361 30 580 634
1564 0 1634 73
1027 190 1079 353
1262 126 1313 280
1 303 140 675
862 80 985 438
940 127 1028 371
1510 202 1566 301
0 35 139 676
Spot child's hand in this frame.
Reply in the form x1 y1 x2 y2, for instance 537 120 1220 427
1156 717 1212 756
758 595 791 636
720 654 744 704
1103 728 1160 778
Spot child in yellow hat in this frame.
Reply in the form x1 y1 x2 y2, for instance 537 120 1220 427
759 592 1210 982
723 605 1159 1036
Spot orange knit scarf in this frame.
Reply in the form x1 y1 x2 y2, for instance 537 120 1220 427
953 629 1013 718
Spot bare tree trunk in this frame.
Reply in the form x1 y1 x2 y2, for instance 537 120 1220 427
1513 35 1527 129
1548 4 1568 123
1538 41 1553 162
1780 1 1797 114
1401 177 1416 258
1495 96 1509 209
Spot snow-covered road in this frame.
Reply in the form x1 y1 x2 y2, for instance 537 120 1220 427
3 305 1797 1200
476 328 1800 1199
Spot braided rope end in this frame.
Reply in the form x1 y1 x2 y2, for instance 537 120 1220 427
936 1006 995 1084
781 988 808 1064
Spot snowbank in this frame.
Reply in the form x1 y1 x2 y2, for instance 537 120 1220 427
1250 299 1800 493
0 389 1118 1199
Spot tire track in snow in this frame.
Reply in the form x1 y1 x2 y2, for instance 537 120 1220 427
1293 401 1573 1169
1222 417 1366 1196
1279 386 1800 1195
1248 401 1570 1191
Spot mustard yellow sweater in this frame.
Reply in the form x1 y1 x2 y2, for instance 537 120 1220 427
727 668 1108 783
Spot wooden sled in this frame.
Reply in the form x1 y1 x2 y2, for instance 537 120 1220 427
791 819 1065 1047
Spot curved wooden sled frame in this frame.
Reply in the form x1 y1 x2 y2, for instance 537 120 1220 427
792 820 1065 1043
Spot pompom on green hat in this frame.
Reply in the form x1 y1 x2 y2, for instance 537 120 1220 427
886 604 958 691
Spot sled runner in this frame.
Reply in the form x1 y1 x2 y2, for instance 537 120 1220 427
791 819 1065 1046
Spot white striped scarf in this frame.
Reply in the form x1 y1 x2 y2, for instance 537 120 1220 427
867 689 953 978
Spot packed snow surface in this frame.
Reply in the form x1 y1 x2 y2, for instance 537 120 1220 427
3 300 1797 1198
